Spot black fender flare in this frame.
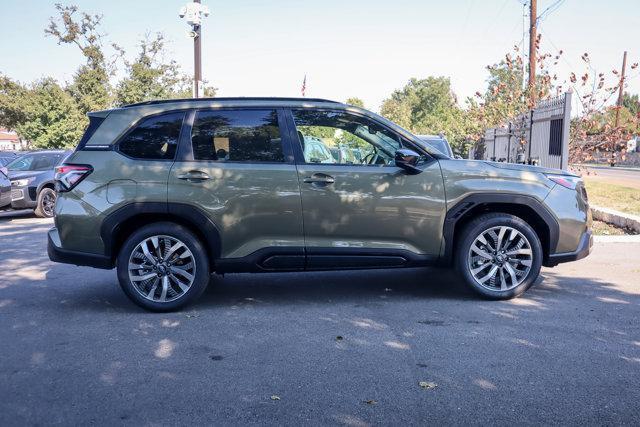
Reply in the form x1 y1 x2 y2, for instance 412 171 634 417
100 202 222 262
442 193 559 263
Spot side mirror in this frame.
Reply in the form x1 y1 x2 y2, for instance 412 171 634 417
454 154 463 160
395 149 423 174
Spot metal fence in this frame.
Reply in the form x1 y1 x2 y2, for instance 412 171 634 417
469 91 572 170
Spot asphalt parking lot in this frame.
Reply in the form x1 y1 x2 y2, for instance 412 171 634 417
1 214 639 425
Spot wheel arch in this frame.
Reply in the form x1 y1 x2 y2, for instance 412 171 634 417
37 180 56 192
101 202 221 269
443 194 559 265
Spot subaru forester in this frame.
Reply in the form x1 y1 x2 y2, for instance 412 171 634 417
48 98 592 311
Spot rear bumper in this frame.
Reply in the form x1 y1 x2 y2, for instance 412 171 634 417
544 230 593 267
47 227 114 269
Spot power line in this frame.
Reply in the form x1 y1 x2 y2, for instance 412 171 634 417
537 27 589 111
483 0 511 36
537 0 565 23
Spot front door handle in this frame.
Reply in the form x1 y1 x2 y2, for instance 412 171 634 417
177 170 211 182
303 173 335 185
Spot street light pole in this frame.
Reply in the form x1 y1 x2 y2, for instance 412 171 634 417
179 1 210 98
193 0 202 98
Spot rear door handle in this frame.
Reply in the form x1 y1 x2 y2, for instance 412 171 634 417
177 170 211 182
303 173 335 185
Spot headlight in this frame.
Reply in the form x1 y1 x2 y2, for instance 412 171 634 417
546 174 582 190
11 177 35 187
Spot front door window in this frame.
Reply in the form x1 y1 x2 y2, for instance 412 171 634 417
292 110 401 166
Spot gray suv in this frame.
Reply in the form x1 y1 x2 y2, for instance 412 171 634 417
48 98 592 311
8 150 71 217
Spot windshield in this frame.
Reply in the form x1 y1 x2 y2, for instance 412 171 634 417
417 137 452 157
7 153 65 171
0 156 16 166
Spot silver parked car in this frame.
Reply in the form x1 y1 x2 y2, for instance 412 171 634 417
416 134 458 158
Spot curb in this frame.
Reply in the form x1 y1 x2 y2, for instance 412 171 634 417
573 164 640 172
591 205 640 234
594 235 640 243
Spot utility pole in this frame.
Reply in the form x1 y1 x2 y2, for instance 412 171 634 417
528 0 537 107
614 50 628 128
179 1 210 98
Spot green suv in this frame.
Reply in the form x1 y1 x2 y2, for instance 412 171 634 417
48 97 592 311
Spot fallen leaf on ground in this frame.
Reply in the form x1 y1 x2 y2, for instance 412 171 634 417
419 381 437 389
270 395 281 401
364 399 377 405
336 335 343 341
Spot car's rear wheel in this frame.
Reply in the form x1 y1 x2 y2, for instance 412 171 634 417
34 187 56 218
116 222 210 312
456 213 542 299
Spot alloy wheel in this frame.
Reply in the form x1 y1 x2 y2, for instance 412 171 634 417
128 235 196 303
42 191 56 217
467 226 533 291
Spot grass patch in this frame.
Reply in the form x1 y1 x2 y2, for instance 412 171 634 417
591 220 634 236
584 179 640 216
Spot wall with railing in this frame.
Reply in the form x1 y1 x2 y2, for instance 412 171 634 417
469 91 572 170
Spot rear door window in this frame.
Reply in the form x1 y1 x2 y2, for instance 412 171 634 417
118 112 185 160
191 109 284 162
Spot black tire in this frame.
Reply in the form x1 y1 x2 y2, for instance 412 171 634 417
116 222 210 312
34 187 57 218
455 213 543 300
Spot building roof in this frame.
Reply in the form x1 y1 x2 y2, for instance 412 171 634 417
0 128 19 141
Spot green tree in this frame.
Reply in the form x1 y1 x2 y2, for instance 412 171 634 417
45 4 115 113
380 77 469 152
1 4 220 150
0 74 29 130
345 97 365 108
622 92 640 118
0 77 84 149
115 33 216 105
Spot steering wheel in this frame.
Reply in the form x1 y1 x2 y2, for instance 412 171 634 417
362 151 377 165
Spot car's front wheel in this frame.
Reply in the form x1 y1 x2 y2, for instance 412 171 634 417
456 213 542 299
116 222 210 312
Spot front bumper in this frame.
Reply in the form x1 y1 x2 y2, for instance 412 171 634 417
544 230 593 267
47 227 114 269
10 186 37 209
0 189 11 208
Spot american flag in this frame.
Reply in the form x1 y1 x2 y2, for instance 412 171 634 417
301 75 307 97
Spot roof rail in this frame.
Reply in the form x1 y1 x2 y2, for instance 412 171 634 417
123 97 341 108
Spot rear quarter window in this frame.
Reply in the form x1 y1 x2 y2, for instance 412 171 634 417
77 116 105 149
118 112 185 160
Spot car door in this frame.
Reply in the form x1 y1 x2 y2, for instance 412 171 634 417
168 108 304 268
287 108 446 268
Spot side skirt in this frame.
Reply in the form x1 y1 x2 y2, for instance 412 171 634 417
214 247 438 274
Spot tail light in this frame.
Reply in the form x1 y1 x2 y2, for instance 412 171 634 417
55 164 93 192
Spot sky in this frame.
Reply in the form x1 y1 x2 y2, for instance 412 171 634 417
0 0 639 113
